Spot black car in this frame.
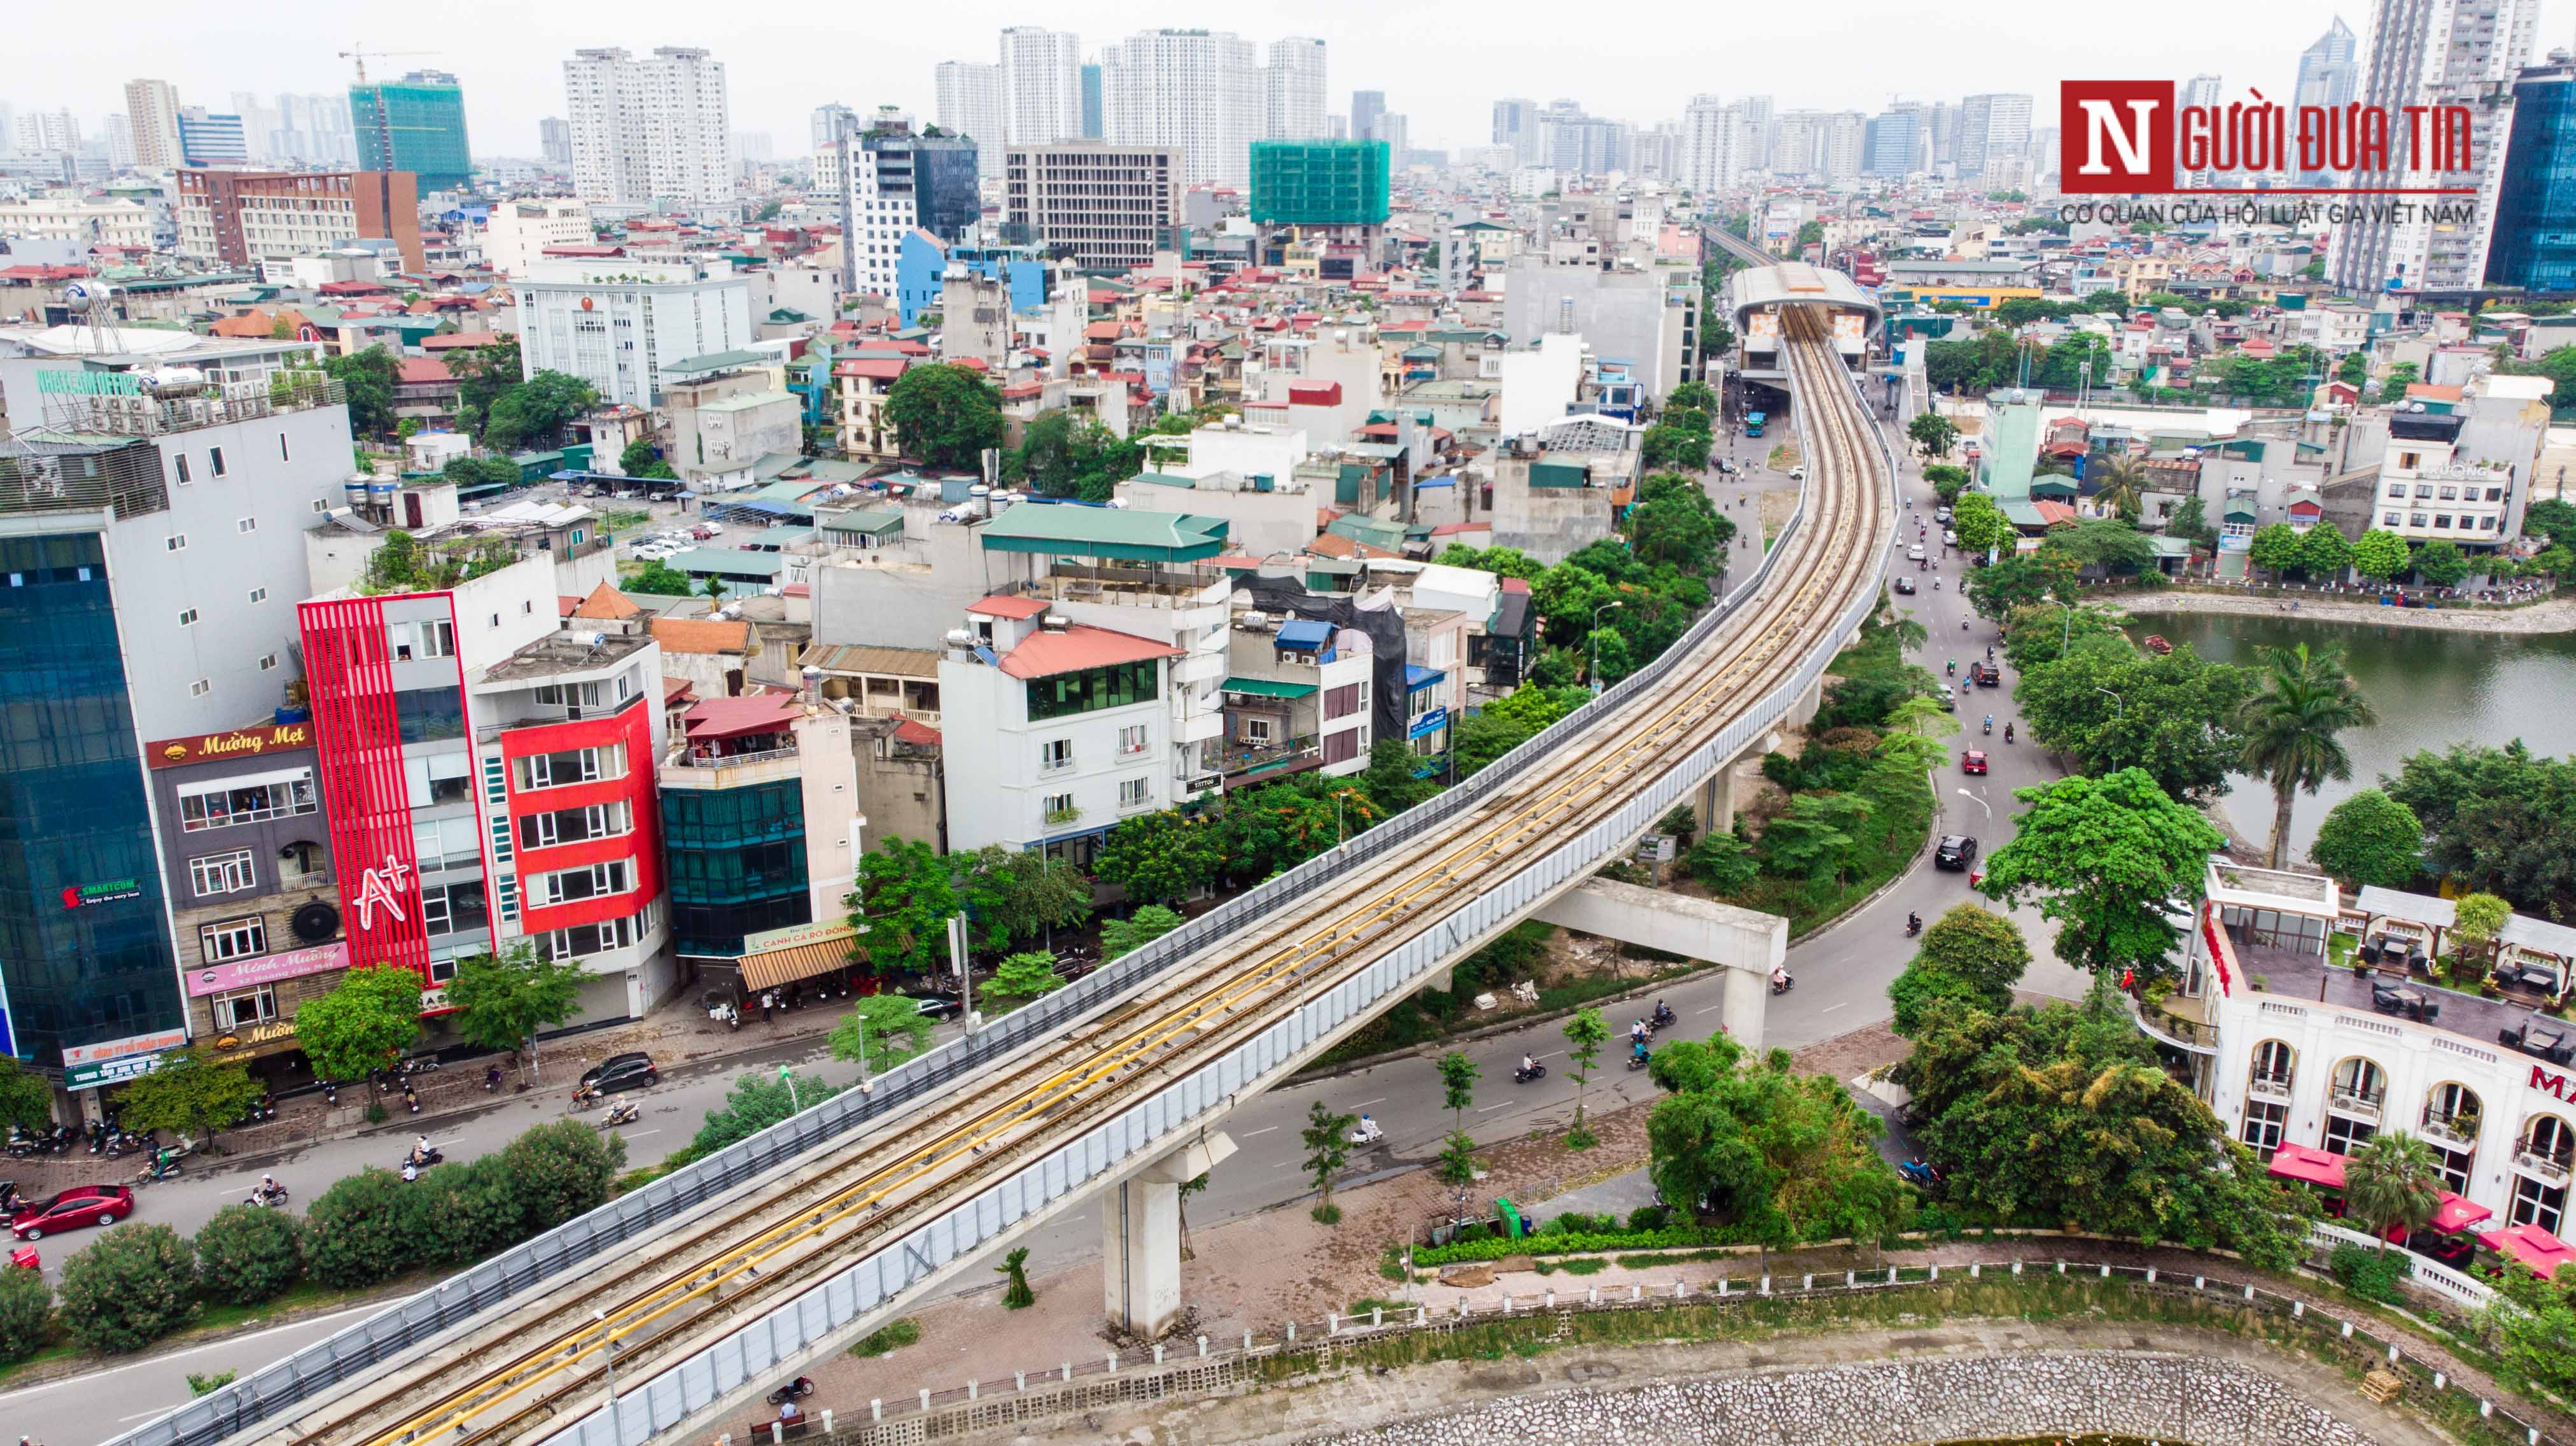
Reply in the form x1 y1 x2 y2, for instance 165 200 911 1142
2501 1018 2575 1064
1934 835 1979 871
579 1053 660 1095
905 993 963 1021
1967 662 2001 687
1893 576 1917 596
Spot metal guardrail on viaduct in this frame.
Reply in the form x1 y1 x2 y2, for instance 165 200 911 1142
121 315 1894 1446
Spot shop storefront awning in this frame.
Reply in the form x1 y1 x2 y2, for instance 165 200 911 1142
738 937 855 992
2432 1191 2494 1233
2265 1142 2346 1189
2479 1222 2576 1277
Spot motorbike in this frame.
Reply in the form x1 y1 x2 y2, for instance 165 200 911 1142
244 1093 277 1124
249 1183 290 1209
1513 1061 1548 1084
0 1182 22 1216
1982 716 1993 736
2004 724 2015 744
397 1055 442 1077
1651 1002 1676 1030
321 1079 340 1107
570 1084 603 1112
4 1126 41 1160
486 1064 506 1093
1770 972 1796 997
135 1151 186 1184
1626 1048 1653 1072
765 1378 817 1408
1905 915 1922 937
1346 1117 1385 1146
1898 1158 1945 1188
402 1082 420 1115
596 1098 641 1129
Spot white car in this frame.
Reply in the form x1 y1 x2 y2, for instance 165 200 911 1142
696 521 724 535
1907 543 1927 562
1944 529 1959 546
1789 466 1807 482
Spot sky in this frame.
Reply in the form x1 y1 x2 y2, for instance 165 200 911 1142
13 0 2576 160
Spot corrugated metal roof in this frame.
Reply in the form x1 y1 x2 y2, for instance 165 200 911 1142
1222 677 1317 698
997 625 1182 680
977 505 1228 562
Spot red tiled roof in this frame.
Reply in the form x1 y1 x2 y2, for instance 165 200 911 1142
893 717 942 746
318 279 393 295
2034 500 2079 526
1500 577 1531 594
557 594 584 617
650 617 754 654
834 358 907 381
997 624 1181 680
683 693 802 740
572 582 641 620
969 594 1051 620
209 310 277 338
423 331 503 351
662 676 697 703
950 356 990 372
398 357 456 385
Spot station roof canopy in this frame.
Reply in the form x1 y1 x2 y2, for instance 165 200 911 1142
1725 263 1883 334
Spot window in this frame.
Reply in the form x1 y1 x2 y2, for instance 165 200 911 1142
237 517 258 533
2439 486 2459 502
179 768 319 830
2386 482 2405 500
2239 1099 2287 1156
1324 683 1360 719
388 620 455 661
539 911 645 962
519 801 632 849
189 848 256 897
1118 724 1148 756
412 815 482 872
1119 776 1151 810
2435 515 2453 529
199 916 267 962
1025 659 1159 720
1243 716 1275 743
393 687 466 742
208 446 227 477
2411 513 2429 528
167 535 187 552
258 653 279 671
178 608 199 627
422 877 490 937
403 752 472 806
174 454 192 484
538 859 632 905
278 432 291 462
248 587 267 604
1322 727 1361 764
2323 1113 2377 1153
2514 1174 2567 1235
2330 1056 2385 1109
190 678 212 697
2383 512 2402 526
517 745 622 790
210 985 279 1031
1042 791 1075 820
312 498 330 514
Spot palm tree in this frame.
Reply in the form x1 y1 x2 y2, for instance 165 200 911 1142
2236 643 2378 869
2342 1132 2444 1253
2090 454 2148 521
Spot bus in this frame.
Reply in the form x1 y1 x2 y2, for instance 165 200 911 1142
1744 409 1767 438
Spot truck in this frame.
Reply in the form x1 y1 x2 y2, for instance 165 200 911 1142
1744 409 1767 438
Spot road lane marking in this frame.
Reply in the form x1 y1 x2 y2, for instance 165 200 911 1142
1478 1102 1516 1113
1240 1126 1278 1137
1353 1097 1385 1107
1696 1005 1725 1015
1819 1002 1849 1013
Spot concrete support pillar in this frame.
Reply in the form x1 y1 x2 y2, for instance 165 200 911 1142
1724 963 1770 1053
1791 675 1824 731
1425 964 1455 993
1102 1132 1236 1340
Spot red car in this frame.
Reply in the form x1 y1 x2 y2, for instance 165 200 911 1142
11 1184 134 1240
1961 750 1989 775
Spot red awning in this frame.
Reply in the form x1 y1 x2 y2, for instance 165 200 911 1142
2479 1222 2576 1277
2432 1191 2494 1233
2265 1142 2346 1189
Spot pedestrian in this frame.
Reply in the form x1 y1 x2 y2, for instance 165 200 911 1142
760 990 774 1022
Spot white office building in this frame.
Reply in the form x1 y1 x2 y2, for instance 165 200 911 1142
1681 95 1760 192
1955 92 2033 179
809 104 859 195
480 199 594 277
514 256 753 406
1100 28 1264 188
1821 111 1866 187
12 109 79 157
125 78 183 172
1264 38 1329 141
935 60 1005 181
0 194 155 248
2329 0 2539 293
999 27 1083 146
563 46 736 220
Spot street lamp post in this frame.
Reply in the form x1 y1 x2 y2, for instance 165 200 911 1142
596 1310 622 1444
1588 601 1625 694
2096 686 2124 717
780 1062 800 1114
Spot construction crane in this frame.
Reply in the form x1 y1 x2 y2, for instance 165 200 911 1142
340 45 440 174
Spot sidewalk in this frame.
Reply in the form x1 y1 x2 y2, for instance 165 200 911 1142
2115 586 2576 635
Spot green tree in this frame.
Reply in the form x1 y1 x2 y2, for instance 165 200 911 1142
442 941 587 1083
618 438 661 474
286 964 423 1084
2341 1132 2444 1252
2246 522 2301 576
982 951 1067 1010
1686 829 1761 894
2524 496 2576 547
884 363 1004 469
2235 642 2377 869
1950 491 2013 556
2293 524 2354 580
2311 789 2424 888
1907 411 1959 460
627 559 693 594
1896 984 2311 1263
1626 472 1733 572
0 1057 51 1130
1795 220 1824 247
2484 1247 2576 1401
829 995 935 1077
2165 493 2211 545
323 346 400 436
111 1047 264 1149
2386 742 2576 908
445 337 525 438
2048 520 2163 577
2453 892 2512 962
2087 454 2150 519
997 1246 1035 1309
500 1120 626 1232
1965 548 2077 621
1887 906 2030 1035
692 1069 845 1156
2411 537 2472 587
1102 904 1186 958
402 1155 529 1267
1639 420 1712 471
850 837 959 977
59 1225 195 1352
1361 736 1438 815
1922 463 1971 505
2015 636 2253 803
2336 350 2369 386
1644 1034 1909 1267
192 1203 305 1304
1668 380 1718 413
305 1168 414 1288
1563 1006 1611 1148
1095 809 1224 905
1979 768 2225 983
2377 360 2421 404
1761 791 1874 885
1300 1099 1356 1223
1436 1050 1479 1130
2352 528 2412 582
0 1265 48 1364
481 370 599 453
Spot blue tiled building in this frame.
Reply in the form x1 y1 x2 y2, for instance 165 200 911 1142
893 235 1049 329
2489 56 2576 293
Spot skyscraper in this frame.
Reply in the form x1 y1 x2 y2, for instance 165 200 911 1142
563 46 736 219
176 108 249 167
1737 95 1775 170
124 78 183 171
2179 74 2224 188
1082 64 1103 139
2488 52 2576 290
351 70 473 192
809 103 858 192
11 109 80 155
1770 111 1826 179
1494 97 1537 163
1350 90 1385 146
1954 93 2033 179
999 26 1082 146
540 117 573 165
1264 38 1328 141
1863 105 1923 177
935 60 1005 181
1538 100 1625 177
2330 0 2540 292
1821 111 1866 186
2295 18 2362 186
1100 29 1264 187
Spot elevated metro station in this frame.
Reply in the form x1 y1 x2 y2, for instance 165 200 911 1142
1723 263 1880 422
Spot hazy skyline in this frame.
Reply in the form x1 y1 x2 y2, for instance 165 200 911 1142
15 0 2576 160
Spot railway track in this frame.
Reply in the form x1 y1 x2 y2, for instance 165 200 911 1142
247 315 1889 1446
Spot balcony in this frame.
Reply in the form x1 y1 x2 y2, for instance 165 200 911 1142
2127 990 2218 1055
2246 1074 2293 1104
2328 1089 2384 1121
659 743 801 790
2515 1149 2572 1184
2420 1114 2479 1149
1221 735 1322 789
